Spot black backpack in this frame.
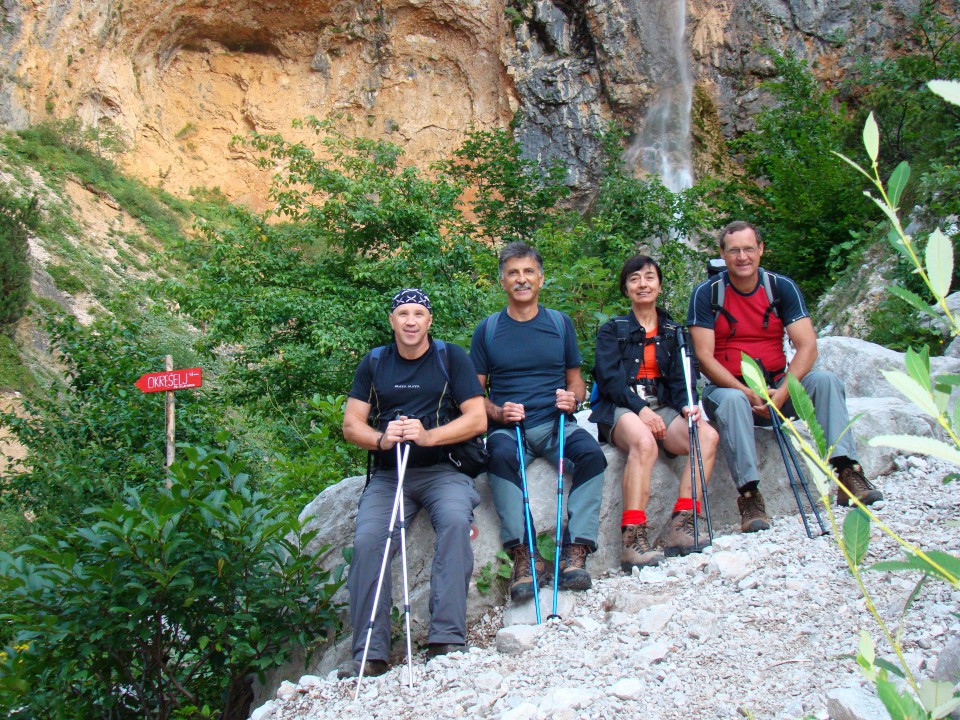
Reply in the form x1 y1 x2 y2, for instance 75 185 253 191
710 267 782 333
367 341 488 478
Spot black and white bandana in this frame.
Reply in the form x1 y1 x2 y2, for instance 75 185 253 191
391 288 432 312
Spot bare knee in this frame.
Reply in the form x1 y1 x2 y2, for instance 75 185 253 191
629 432 658 460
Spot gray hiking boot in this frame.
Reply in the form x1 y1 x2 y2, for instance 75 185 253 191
737 490 771 533
559 543 592 590
508 544 548 602
663 511 710 557
621 524 664 571
836 464 884 507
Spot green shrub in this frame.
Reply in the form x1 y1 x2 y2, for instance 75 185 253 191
0 192 37 335
0 445 345 720
0 315 217 524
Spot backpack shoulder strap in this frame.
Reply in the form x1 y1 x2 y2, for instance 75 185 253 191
710 272 737 328
544 308 567 343
483 310 503 349
759 269 782 328
613 317 630 345
433 339 450 383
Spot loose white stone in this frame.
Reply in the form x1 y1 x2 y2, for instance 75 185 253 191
608 677 644 700
496 624 545 654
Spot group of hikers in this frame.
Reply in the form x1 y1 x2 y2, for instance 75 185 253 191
337 220 886 680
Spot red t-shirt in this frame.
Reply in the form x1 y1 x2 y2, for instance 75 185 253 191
636 330 661 380
713 289 786 378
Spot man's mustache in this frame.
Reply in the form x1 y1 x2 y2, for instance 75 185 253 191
512 282 533 291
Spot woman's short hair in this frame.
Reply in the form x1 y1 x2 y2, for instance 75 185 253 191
619 255 662 297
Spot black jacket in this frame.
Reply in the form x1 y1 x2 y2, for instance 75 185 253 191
588 307 696 427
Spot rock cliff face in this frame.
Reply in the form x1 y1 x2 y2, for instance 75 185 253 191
0 0 926 206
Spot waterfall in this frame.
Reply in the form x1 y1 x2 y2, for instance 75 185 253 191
625 0 694 194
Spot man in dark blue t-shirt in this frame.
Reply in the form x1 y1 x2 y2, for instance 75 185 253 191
471 242 607 602
340 288 486 678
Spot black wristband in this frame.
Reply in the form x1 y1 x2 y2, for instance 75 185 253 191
376 432 384 450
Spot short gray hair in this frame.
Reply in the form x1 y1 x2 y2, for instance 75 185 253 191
498 241 543 277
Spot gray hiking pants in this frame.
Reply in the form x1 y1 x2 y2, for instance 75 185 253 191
702 370 859 490
348 464 480 662
486 417 607 551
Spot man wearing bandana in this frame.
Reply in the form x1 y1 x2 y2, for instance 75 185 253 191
340 288 486 678
471 242 607 602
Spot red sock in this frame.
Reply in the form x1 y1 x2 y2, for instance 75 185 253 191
673 498 701 514
622 509 647 527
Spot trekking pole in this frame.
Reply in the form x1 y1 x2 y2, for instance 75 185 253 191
548 413 565 621
355 431 413 699
769 410 828 538
395 439 415 689
515 423 542 624
770 405 827 538
676 328 713 544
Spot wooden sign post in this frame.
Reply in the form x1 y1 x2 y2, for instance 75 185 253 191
134 362 203 486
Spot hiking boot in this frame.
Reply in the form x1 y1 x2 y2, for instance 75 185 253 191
336 658 389 679
559 543 592 590
426 643 469 659
737 490 771 533
508 544 548 602
836 464 884 507
621 524 664 571
663 511 711 557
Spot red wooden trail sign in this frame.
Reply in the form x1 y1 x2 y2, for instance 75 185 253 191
135 367 203 393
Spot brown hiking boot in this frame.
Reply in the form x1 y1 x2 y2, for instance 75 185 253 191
836 464 884 507
508 544 548 602
662 511 710 557
737 490 771 533
559 543 592 590
621 524 664 571
337 658 389 679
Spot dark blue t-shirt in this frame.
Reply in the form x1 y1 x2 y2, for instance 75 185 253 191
349 339 483 467
470 306 582 429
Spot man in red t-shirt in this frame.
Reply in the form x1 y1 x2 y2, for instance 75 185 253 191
687 221 884 533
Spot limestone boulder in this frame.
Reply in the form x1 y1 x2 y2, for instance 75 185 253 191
263 336 944 693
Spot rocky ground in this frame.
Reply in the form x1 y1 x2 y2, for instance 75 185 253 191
253 455 960 720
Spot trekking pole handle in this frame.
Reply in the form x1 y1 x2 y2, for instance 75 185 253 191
676 327 698 414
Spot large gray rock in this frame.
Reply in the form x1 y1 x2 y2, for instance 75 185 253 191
265 337 943 693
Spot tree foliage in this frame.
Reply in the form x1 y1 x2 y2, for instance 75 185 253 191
0 445 344 720
723 51 873 298
0 315 216 524
0 191 37 334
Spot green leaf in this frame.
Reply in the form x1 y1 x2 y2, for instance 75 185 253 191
926 228 954 299
798 447 830 498
888 286 938 318
869 549 960 584
887 161 911 209
918 679 960 718
877 674 929 720
904 346 932 391
867 192 904 231
863 112 880 163
869 434 960 465
886 226 912 261
843 508 871 567
740 355 766 397
856 630 877 681
833 151 874 182
788 374 826 458
929 79 960 107
881 370 940 417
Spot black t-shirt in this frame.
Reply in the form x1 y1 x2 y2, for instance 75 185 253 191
348 339 483 467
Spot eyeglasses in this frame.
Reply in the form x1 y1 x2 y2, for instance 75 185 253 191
722 246 760 258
